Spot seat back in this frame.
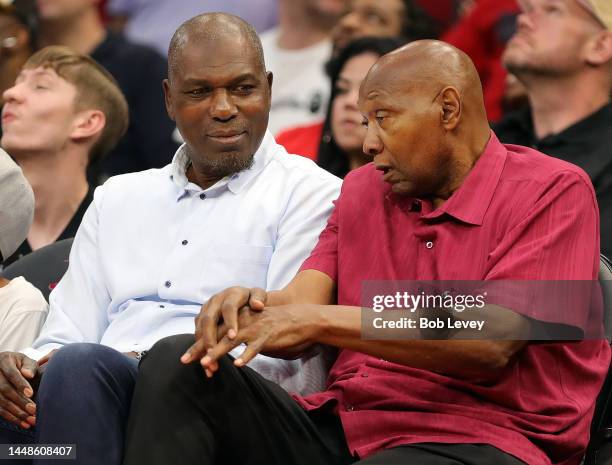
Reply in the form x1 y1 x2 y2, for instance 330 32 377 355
0 238 74 301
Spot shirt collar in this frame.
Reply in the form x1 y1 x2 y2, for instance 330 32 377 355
169 131 276 200
422 131 507 226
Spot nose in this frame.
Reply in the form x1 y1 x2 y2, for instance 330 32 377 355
362 125 383 158
2 81 23 104
336 12 360 37
210 89 237 121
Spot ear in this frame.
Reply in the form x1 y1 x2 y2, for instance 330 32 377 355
70 109 105 141
584 31 612 67
439 86 461 131
163 79 175 121
266 71 273 101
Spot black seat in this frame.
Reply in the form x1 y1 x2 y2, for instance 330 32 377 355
585 254 612 465
0 238 74 301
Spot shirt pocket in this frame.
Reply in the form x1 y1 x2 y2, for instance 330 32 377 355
201 244 274 293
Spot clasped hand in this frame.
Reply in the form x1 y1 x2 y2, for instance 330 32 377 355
181 287 314 377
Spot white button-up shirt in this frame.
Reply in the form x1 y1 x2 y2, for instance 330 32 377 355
24 132 341 394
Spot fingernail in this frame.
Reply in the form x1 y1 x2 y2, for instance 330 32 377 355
205 368 212 378
234 358 244 367
21 422 30 429
228 329 236 339
201 356 211 366
26 403 36 414
181 353 190 363
24 388 33 398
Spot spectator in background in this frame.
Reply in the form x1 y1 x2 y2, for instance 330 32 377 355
443 0 521 122
494 0 612 257
1 46 128 265
36 0 178 184
331 0 440 56
277 37 404 177
261 0 345 134
0 149 47 352
106 0 278 57
0 0 36 105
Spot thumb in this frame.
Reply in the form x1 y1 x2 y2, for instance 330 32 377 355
249 288 267 311
19 356 38 379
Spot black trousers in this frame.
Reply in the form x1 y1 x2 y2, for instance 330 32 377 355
123 334 526 465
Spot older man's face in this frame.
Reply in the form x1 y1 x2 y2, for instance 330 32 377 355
164 37 272 178
358 67 451 198
503 0 604 76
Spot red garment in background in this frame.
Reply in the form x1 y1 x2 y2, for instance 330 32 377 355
443 0 519 122
275 121 324 161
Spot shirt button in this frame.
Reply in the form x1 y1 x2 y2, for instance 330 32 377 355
346 404 355 412
159 304 165 308
199 193 206 199
164 281 172 288
181 240 188 246
361 373 369 378
425 241 434 249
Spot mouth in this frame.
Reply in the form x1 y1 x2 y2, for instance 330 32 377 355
1 111 16 125
206 131 246 144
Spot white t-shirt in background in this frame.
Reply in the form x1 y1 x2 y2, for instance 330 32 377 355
0 277 48 351
261 28 331 135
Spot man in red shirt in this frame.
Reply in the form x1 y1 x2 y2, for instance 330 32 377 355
122 40 608 465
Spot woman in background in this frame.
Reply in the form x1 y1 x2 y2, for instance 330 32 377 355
277 37 404 178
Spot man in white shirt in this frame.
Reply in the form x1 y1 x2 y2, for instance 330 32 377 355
0 14 340 465
0 149 47 352
260 0 346 134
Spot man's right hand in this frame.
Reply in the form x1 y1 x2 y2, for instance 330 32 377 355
0 352 39 429
182 287 268 374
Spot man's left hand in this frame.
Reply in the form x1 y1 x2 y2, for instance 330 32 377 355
197 304 317 377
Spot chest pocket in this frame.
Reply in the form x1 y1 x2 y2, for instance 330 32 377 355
201 244 274 293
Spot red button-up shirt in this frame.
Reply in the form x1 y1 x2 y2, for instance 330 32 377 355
295 133 610 465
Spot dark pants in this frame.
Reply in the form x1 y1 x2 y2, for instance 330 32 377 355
123 334 526 465
0 343 138 465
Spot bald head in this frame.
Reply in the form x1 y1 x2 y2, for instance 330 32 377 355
168 13 265 82
362 40 487 123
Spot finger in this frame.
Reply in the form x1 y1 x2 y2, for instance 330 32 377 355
220 291 251 340
200 335 241 369
181 337 209 364
0 407 26 429
0 393 32 428
201 294 226 350
234 338 265 367
18 356 39 380
2 362 35 398
248 288 267 311
0 385 35 414
0 398 32 423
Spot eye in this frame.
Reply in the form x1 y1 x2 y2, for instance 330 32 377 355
362 9 385 26
361 119 369 128
186 87 210 98
334 84 349 96
233 84 255 95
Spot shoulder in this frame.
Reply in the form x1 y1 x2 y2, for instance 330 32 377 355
93 165 173 206
266 142 340 190
0 278 48 313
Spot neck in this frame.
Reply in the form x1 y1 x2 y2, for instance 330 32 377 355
431 126 491 209
276 1 330 49
39 10 106 54
186 163 223 191
0 277 9 288
16 148 89 250
522 72 611 139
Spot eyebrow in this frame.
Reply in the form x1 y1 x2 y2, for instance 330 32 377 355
182 73 262 87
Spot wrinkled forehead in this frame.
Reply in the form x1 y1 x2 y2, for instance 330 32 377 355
358 62 429 110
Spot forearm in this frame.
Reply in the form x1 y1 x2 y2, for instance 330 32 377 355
307 304 525 380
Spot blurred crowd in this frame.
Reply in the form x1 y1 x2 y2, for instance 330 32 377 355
0 0 610 368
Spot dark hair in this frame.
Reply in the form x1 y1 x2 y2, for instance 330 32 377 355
399 0 441 42
318 37 405 178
